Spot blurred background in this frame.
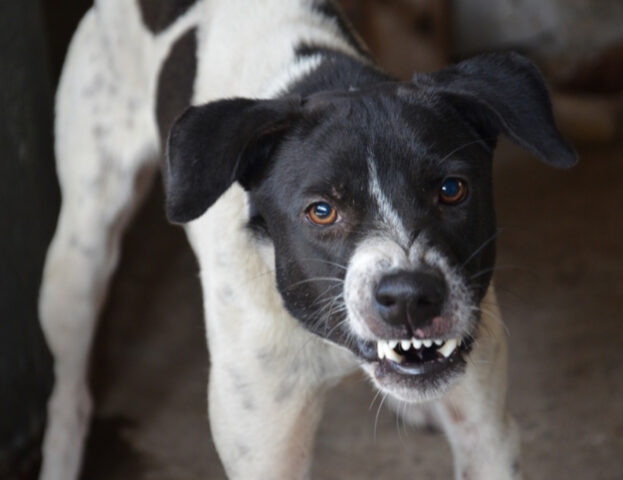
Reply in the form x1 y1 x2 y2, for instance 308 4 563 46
1 0 621 478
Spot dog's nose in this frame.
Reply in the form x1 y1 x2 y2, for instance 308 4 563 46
374 271 446 329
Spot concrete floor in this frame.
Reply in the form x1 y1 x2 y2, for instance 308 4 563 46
82 140 623 479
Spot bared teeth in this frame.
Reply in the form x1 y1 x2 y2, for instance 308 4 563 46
437 338 459 358
376 337 462 362
384 345 403 363
376 340 403 363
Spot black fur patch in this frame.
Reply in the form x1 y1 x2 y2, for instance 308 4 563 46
137 0 198 34
164 97 302 223
156 28 197 147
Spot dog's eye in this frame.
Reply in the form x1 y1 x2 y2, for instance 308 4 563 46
439 178 468 205
307 202 338 225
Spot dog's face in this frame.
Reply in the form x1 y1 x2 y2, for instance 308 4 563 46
165 53 576 401
247 89 497 401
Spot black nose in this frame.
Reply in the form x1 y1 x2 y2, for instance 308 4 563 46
374 271 446 329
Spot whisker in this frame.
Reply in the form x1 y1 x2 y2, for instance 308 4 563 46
461 229 502 268
395 399 410 441
297 290 348 349
324 318 348 340
322 296 347 334
438 137 494 164
299 258 348 271
483 310 510 337
309 283 344 309
374 392 389 440
369 388 383 412
286 276 344 289
470 264 529 280
470 304 511 339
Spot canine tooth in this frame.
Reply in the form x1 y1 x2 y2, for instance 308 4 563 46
412 338 422 349
388 340 399 350
434 339 443 346
438 338 458 358
400 339 411 350
384 346 404 363
377 341 385 360
422 339 433 348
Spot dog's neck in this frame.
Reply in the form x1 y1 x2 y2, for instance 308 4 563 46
285 46 392 98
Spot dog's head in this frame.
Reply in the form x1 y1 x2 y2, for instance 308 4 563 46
164 53 576 402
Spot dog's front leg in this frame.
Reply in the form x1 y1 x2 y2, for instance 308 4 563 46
206 317 353 480
187 188 356 479
208 347 325 479
434 289 521 480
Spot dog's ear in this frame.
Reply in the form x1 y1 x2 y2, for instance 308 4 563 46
164 97 301 223
413 52 577 168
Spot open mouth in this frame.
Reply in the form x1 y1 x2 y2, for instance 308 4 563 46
376 336 471 376
357 335 473 381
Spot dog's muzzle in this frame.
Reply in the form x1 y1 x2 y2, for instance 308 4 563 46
356 267 472 375
344 239 477 400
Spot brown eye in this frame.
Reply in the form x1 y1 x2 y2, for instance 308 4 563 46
307 202 338 225
439 177 468 205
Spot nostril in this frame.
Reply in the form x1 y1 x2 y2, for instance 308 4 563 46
376 294 396 308
416 296 434 307
415 288 443 308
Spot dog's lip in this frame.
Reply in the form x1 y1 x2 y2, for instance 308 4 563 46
356 338 379 361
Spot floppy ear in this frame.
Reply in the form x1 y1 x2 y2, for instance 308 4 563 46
164 97 301 223
413 52 577 168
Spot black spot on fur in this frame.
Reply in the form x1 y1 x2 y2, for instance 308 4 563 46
274 379 294 404
227 367 256 412
236 443 250 458
156 28 197 147
137 0 198 34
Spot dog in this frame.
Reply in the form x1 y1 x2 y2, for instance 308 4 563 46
38 1 577 479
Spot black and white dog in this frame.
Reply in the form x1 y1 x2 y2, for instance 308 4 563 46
38 1 576 479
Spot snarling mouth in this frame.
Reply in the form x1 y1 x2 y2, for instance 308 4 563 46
376 336 471 375
358 335 473 379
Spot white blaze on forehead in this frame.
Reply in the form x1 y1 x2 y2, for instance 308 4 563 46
367 154 409 246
